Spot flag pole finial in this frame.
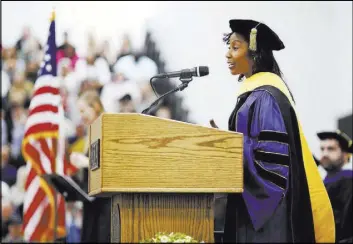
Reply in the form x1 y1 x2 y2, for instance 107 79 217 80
50 8 55 21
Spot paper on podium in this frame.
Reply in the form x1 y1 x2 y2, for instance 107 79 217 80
43 174 95 202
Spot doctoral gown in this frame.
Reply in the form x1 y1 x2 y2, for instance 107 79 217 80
324 169 353 243
223 72 335 243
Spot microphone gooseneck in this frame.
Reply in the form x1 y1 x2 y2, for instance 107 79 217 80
142 66 209 115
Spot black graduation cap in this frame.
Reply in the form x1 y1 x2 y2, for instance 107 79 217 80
317 130 352 153
229 19 285 51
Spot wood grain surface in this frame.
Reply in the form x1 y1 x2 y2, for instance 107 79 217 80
88 113 243 196
111 193 214 243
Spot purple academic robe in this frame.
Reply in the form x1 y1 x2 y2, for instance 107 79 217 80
237 90 289 228
225 89 292 242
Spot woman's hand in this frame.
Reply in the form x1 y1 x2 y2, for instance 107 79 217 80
210 119 219 129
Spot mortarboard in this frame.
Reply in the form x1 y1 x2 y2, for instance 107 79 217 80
229 19 285 52
317 130 352 153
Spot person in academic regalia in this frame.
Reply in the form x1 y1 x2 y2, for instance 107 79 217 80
317 130 352 243
69 90 111 243
221 19 335 243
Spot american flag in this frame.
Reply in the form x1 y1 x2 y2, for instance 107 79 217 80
22 11 78 242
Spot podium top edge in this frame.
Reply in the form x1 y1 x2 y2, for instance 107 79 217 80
97 113 243 136
90 187 244 196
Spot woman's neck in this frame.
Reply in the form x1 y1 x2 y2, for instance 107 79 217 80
244 71 253 78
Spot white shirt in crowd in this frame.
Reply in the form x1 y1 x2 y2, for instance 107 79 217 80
75 57 111 86
9 165 27 207
1 70 11 98
100 79 142 113
113 55 158 83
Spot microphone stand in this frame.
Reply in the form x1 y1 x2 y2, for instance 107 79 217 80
141 77 192 115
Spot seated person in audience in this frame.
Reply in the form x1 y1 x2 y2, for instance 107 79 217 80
68 123 87 154
69 90 111 243
1 70 11 98
9 166 27 215
100 71 141 113
118 94 137 113
82 55 106 93
1 198 15 239
15 26 42 64
1 144 17 187
1 107 9 146
58 31 70 50
8 73 33 108
1 213 23 243
2 47 26 81
317 130 353 243
9 103 28 169
85 53 111 87
25 60 40 83
1 181 11 201
57 44 79 70
155 106 172 119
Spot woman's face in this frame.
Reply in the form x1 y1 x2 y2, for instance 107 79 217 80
225 33 252 76
86 55 95 65
65 45 75 58
77 99 98 126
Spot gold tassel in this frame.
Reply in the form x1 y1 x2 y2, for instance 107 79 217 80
249 28 258 51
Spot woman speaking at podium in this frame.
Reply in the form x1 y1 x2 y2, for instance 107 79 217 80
69 90 111 242
221 19 335 243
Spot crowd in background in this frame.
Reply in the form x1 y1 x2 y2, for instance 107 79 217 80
1 26 191 242
1 26 352 243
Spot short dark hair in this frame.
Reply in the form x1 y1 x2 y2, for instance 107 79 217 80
119 94 132 103
223 32 295 103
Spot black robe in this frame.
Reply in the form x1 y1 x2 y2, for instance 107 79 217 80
324 170 353 243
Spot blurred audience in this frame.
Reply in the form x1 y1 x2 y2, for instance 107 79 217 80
15 26 42 64
1 198 15 239
1 27 190 242
2 213 24 243
2 144 18 187
155 106 172 119
317 131 353 243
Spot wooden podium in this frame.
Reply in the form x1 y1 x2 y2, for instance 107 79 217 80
88 113 243 243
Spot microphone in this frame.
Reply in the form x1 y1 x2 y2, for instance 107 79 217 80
154 66 209 79
141 66 209 115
